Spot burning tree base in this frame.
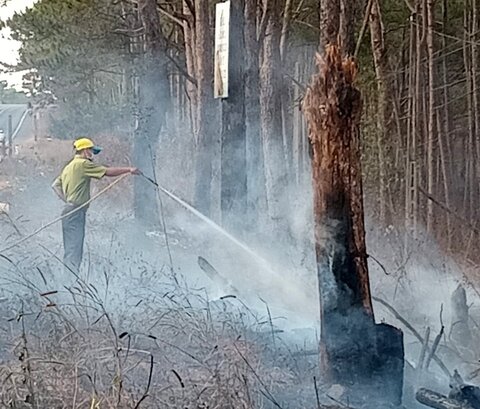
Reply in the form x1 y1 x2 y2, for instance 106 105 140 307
303 45 404 406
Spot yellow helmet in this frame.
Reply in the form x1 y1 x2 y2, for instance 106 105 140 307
74 137 102 154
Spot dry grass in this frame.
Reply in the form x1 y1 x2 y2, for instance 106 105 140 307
0 248 320 409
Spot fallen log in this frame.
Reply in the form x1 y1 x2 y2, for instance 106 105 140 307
416 388 475 409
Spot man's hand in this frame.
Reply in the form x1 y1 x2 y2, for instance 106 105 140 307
52 178 66 202
129 167 141 175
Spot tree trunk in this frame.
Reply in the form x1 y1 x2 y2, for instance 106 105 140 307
320 0 340 51
303 47 403 404
182 0 197 135
245 0 267 229
410 2 423 239
193 0 217 216
280 0 294 184
369 0 389 224
405 12 415 251
260 0 287 225
339 0 356 55
280 0 293 61
134 0 169 225
426 0 435 234
471 0 479 221
220 0 247 233
464 1 475 221
440 0 452 248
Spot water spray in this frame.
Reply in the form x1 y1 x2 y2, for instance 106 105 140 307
139 172 315 319
140 173 272 268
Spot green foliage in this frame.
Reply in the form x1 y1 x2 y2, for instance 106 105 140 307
0 81 29 104
7 0 133 138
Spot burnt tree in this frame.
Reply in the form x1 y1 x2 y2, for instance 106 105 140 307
303 46 404 405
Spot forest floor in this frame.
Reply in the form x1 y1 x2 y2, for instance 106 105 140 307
0 135 480 408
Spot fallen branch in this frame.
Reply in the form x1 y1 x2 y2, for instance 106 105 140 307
373 296 451 377
426 326 445 370
416 388 474 409
418 327 431 371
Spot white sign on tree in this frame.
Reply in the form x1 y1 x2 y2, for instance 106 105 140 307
214 0 230 98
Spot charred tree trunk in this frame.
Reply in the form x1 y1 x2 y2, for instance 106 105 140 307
220 0 247 233
303 46 403 405
134 0 169 225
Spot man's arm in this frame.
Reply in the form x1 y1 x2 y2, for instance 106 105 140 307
105 167 140 177
52 177 66 202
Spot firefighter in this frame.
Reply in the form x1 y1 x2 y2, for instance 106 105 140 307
52 137 139 272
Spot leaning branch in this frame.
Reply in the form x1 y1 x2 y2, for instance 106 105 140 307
373 296 451 378
354 0 375 58
418 186 480 235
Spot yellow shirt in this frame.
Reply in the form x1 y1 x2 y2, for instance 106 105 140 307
53 155 107 206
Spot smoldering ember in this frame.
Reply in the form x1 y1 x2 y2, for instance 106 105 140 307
1 0 480 408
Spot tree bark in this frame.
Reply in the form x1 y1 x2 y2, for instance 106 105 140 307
221 0 247 233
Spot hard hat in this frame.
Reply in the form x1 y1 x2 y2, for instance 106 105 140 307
74 137 102 154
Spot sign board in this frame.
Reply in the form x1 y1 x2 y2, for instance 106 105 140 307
214 0 230 98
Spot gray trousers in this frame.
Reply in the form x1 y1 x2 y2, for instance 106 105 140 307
61 205 87 273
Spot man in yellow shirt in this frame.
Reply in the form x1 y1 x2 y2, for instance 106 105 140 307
52 137 139 272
